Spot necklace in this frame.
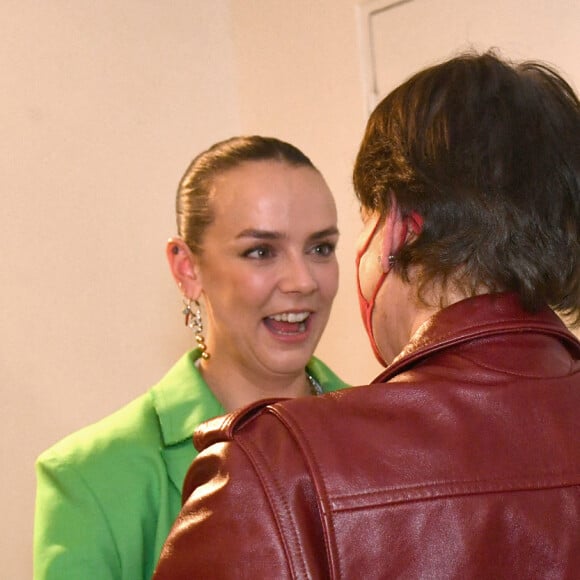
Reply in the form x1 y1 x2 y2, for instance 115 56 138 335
307 372 323 396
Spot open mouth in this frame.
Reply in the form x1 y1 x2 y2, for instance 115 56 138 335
264 311 310 335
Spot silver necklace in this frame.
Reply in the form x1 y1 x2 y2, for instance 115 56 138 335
307 372 323 396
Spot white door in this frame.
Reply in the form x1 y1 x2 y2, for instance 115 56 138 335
358 0 580 113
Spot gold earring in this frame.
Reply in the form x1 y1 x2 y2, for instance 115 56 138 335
183 298 210 360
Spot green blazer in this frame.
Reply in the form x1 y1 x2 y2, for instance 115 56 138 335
34 349 347 580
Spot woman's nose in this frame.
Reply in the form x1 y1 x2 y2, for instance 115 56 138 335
278 255 318 294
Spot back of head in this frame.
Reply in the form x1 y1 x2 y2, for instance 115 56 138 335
354 51 580 322
177 135 315 255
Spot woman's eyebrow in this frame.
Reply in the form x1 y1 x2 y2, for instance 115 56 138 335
236 229 283 240
235 226 339 241
309 227 340 240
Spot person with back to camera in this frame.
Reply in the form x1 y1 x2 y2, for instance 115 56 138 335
153 51 580 579
33 135 348 579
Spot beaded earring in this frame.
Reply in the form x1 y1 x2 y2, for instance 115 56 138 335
183 298 210 360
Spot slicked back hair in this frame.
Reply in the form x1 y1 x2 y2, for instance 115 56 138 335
177 135 315 255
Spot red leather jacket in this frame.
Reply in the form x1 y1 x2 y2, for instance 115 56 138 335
154 293 580 579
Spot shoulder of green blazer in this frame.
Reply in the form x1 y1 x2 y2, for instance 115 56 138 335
33 350 348 579
33 349 224 579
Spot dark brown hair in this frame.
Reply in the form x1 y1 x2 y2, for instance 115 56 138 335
177 135 316 254
353 50 580 322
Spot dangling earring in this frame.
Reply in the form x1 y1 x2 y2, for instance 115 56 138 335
183 298 210 360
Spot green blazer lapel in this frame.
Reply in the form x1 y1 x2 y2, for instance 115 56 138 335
150 350 226 494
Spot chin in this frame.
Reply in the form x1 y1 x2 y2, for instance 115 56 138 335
265 350 313 375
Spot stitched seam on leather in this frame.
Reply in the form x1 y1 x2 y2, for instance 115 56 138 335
236 433 309 579
330 474 580 509
269 406 342 580
331 481 580 513
452 346 578 378
416 319 573 351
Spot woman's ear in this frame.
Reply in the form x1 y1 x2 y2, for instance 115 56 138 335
166 238 202 300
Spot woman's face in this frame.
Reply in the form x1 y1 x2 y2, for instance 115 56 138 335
197 160 339 378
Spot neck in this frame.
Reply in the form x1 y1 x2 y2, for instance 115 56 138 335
197 356 314 413
378 268 472 365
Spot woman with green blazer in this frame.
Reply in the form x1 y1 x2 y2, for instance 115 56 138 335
34 136 348 579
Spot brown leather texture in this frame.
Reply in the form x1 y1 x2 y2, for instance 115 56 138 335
154 293 580 579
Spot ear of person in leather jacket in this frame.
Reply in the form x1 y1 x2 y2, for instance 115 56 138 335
154 51 580 579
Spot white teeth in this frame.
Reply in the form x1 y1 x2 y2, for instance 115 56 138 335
269 311 309 323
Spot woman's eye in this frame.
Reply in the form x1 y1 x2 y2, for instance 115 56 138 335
310 242 336 257
242 246 274 259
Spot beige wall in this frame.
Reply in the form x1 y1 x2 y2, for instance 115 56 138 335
1 2 240 577
2 1 578 577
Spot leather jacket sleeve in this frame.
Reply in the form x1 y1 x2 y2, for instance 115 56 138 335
154 403 327 580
